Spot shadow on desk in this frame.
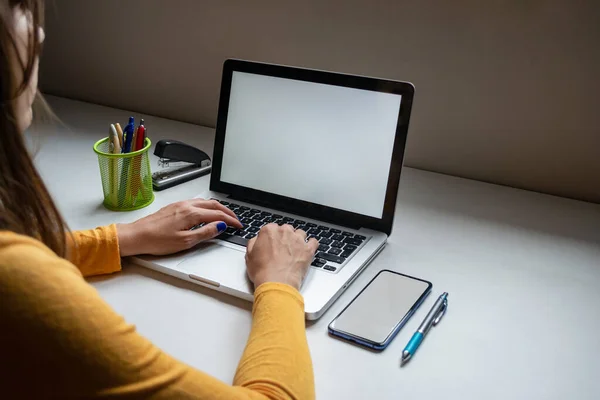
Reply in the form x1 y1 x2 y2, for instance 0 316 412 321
89 262 254 313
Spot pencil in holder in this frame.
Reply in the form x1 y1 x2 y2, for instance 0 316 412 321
93 137 155 211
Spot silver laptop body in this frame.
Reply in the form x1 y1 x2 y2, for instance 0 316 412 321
133 60 415 320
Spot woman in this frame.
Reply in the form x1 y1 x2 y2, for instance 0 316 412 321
0 1 318 398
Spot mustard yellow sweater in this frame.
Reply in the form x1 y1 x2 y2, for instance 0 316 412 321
0 225 314 399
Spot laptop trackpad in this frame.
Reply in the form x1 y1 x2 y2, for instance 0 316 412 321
177 242 253 294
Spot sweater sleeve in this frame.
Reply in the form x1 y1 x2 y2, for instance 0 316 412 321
0 232 315 400
67 224 122 277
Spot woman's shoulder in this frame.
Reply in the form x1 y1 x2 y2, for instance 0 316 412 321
0 230 80 279
0 230 55 256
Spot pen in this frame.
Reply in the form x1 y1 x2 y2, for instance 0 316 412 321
134 119 145 151
131 119 146 203
108 124 121 207
114 123 124 148
109 124 121 154
401 292 448 366
119 117 135 203
131 126 138 152
125 125 137 203
121 116 135 153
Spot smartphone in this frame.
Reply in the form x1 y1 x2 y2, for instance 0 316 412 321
328 270 432 351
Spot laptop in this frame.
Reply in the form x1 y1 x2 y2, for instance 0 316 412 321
132 59 414 320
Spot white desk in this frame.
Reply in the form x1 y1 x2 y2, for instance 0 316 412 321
34 96 600 400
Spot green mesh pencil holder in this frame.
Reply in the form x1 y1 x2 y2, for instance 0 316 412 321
93 137 155 211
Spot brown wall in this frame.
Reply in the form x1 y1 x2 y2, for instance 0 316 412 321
39 0 600 203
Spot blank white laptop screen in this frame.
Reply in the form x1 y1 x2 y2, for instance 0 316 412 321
220 71 402 219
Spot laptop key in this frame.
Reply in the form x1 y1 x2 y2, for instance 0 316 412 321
251 220 265 227
245 233 257 239
234 230 245 236
340 250 353 258
319 231 333 238
328 248 342 255
344 244 357 252
316 252 344 264
318 244 329 252
344 237 363 246
219 201 230 206
342 231 353 237
307 228 321 235
319 237 332 245
305 223 317 228
329 228 341 234
318 226 329 231
323 265 337 272
311 259 325 268
354 235 366 241
225 227 237 234
332 234 344 241
331 241 344 248
247 226 260 233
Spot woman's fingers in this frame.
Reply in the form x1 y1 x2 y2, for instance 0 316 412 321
183 221 228 248
294 228 307 240
190 208 243 229
306 238 319 254
247 236 257 253
188 198 238 220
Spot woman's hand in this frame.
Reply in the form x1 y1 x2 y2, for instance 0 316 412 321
116 199 243 257
245 223 319 291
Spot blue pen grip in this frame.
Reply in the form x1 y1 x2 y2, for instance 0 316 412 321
404 332 424 354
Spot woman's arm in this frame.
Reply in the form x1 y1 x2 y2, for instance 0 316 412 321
0 233 314 399
234 283 314 398
67 199 243 277
67 224 122 277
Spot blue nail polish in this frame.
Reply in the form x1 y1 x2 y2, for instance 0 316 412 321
217 222 227 233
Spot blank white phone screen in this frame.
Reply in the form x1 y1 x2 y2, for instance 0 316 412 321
330 271 430 344
220 71 402 219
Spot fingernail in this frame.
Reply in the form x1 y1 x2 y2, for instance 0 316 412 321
217 222 227 233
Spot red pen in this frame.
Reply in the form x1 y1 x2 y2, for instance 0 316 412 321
135 119 146 150
131 119 147 203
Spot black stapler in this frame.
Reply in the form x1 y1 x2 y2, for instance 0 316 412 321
152 140 212 191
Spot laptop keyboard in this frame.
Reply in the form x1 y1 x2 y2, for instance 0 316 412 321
192 199 369 273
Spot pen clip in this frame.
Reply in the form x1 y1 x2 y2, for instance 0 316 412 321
433 298 448 326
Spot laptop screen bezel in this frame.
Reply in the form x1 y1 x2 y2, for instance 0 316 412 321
210 59 414 235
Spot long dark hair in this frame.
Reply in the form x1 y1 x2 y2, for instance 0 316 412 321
0 0 68 257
